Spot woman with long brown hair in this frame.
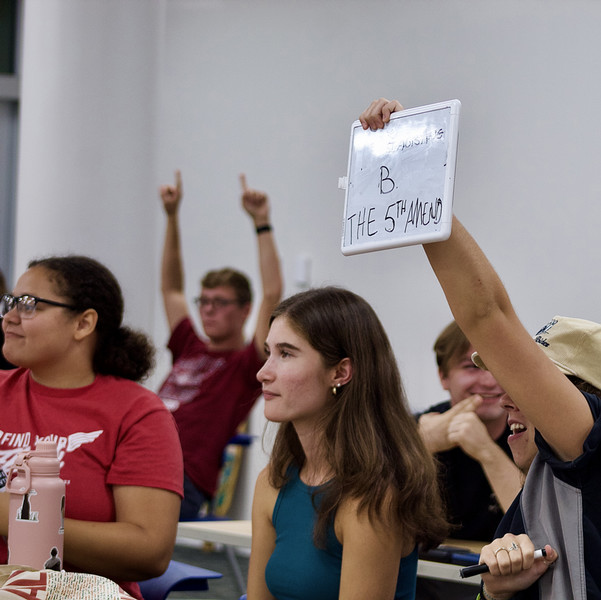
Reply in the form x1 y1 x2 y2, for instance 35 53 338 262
247 286 448 600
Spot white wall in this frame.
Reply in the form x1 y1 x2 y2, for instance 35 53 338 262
17 0 601 520
17 0 162 338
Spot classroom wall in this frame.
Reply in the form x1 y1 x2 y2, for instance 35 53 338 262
16 0 601 520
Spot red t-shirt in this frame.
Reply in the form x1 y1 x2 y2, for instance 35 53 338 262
158 317 264 496
0 368 184 599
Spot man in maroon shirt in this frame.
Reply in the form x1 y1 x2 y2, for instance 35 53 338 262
157 171 283 519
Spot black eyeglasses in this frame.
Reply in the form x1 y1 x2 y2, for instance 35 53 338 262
193 296 240 310
0 293 78 320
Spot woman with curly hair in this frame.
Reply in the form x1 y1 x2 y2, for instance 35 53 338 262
0 255 183 599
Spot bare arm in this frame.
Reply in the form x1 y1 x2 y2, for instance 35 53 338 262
337 496 413 600
423 217 593 461
240 175 283 360
360 98 594 462
477 442 524 512
64 486 180 581
247 468 277 600
0 486 180 582
160 170 189 332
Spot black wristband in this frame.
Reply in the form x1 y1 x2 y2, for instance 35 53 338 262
256 224 272 235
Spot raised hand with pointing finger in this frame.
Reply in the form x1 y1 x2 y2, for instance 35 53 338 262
159 170 183 216
240 173 270 229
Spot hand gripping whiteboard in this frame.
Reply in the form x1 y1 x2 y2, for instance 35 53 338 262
339 100 461 255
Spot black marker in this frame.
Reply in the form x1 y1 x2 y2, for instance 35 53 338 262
459 548 547 578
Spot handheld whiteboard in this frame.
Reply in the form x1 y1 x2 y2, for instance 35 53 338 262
339 99 461 255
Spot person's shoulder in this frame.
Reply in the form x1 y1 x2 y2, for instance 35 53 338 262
339 483 396 522
254 466 279 515
0 367 27 385
169 317 208 354
256 466 271 487
171 315 203 343
256 465 279 492
336 486 409 549
94 373 147 389
93 375 167 409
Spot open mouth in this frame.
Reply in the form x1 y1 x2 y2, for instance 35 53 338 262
509 422 527 439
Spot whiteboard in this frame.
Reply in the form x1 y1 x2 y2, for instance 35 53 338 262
339 100 461 256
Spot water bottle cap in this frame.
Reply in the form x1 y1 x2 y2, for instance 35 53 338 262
33 440 58 458
28 441 61 475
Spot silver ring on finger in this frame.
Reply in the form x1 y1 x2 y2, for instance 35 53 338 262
494 546 507 556
508 542 520 552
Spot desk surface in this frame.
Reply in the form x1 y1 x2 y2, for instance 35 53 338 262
176 520 481 587
178 520 252 547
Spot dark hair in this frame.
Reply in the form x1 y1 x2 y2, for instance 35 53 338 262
434 320 471 376
0 270 6 294
28 256 155 382
268 286 449 549
201 268 252 305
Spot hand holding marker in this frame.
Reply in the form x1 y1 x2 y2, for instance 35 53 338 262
460 548 547 578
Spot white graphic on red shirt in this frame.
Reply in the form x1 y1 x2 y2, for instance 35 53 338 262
0 430 104 482
159 355 226 411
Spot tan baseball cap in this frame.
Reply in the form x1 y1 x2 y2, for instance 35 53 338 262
471 316 601 391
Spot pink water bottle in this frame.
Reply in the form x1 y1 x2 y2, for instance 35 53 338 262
7 440 65 570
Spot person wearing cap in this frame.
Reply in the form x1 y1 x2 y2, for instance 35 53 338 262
359 97 601 600
471 316 601 600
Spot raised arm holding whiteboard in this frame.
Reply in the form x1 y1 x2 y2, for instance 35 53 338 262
339 100 461 255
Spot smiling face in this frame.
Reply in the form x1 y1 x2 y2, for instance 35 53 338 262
439 346 506 423
501 393 537 472
257 316 338 433
1 266 80 372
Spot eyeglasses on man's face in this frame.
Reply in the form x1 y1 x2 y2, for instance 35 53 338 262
0 293 78 320
193 296 240 310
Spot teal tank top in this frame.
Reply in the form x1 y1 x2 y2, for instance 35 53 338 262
264 467 418 600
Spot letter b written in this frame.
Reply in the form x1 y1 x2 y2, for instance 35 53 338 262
379 166 395 194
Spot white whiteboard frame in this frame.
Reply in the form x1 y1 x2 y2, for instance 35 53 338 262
340 99 461 256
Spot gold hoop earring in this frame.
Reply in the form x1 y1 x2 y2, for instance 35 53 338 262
332 383 341 396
